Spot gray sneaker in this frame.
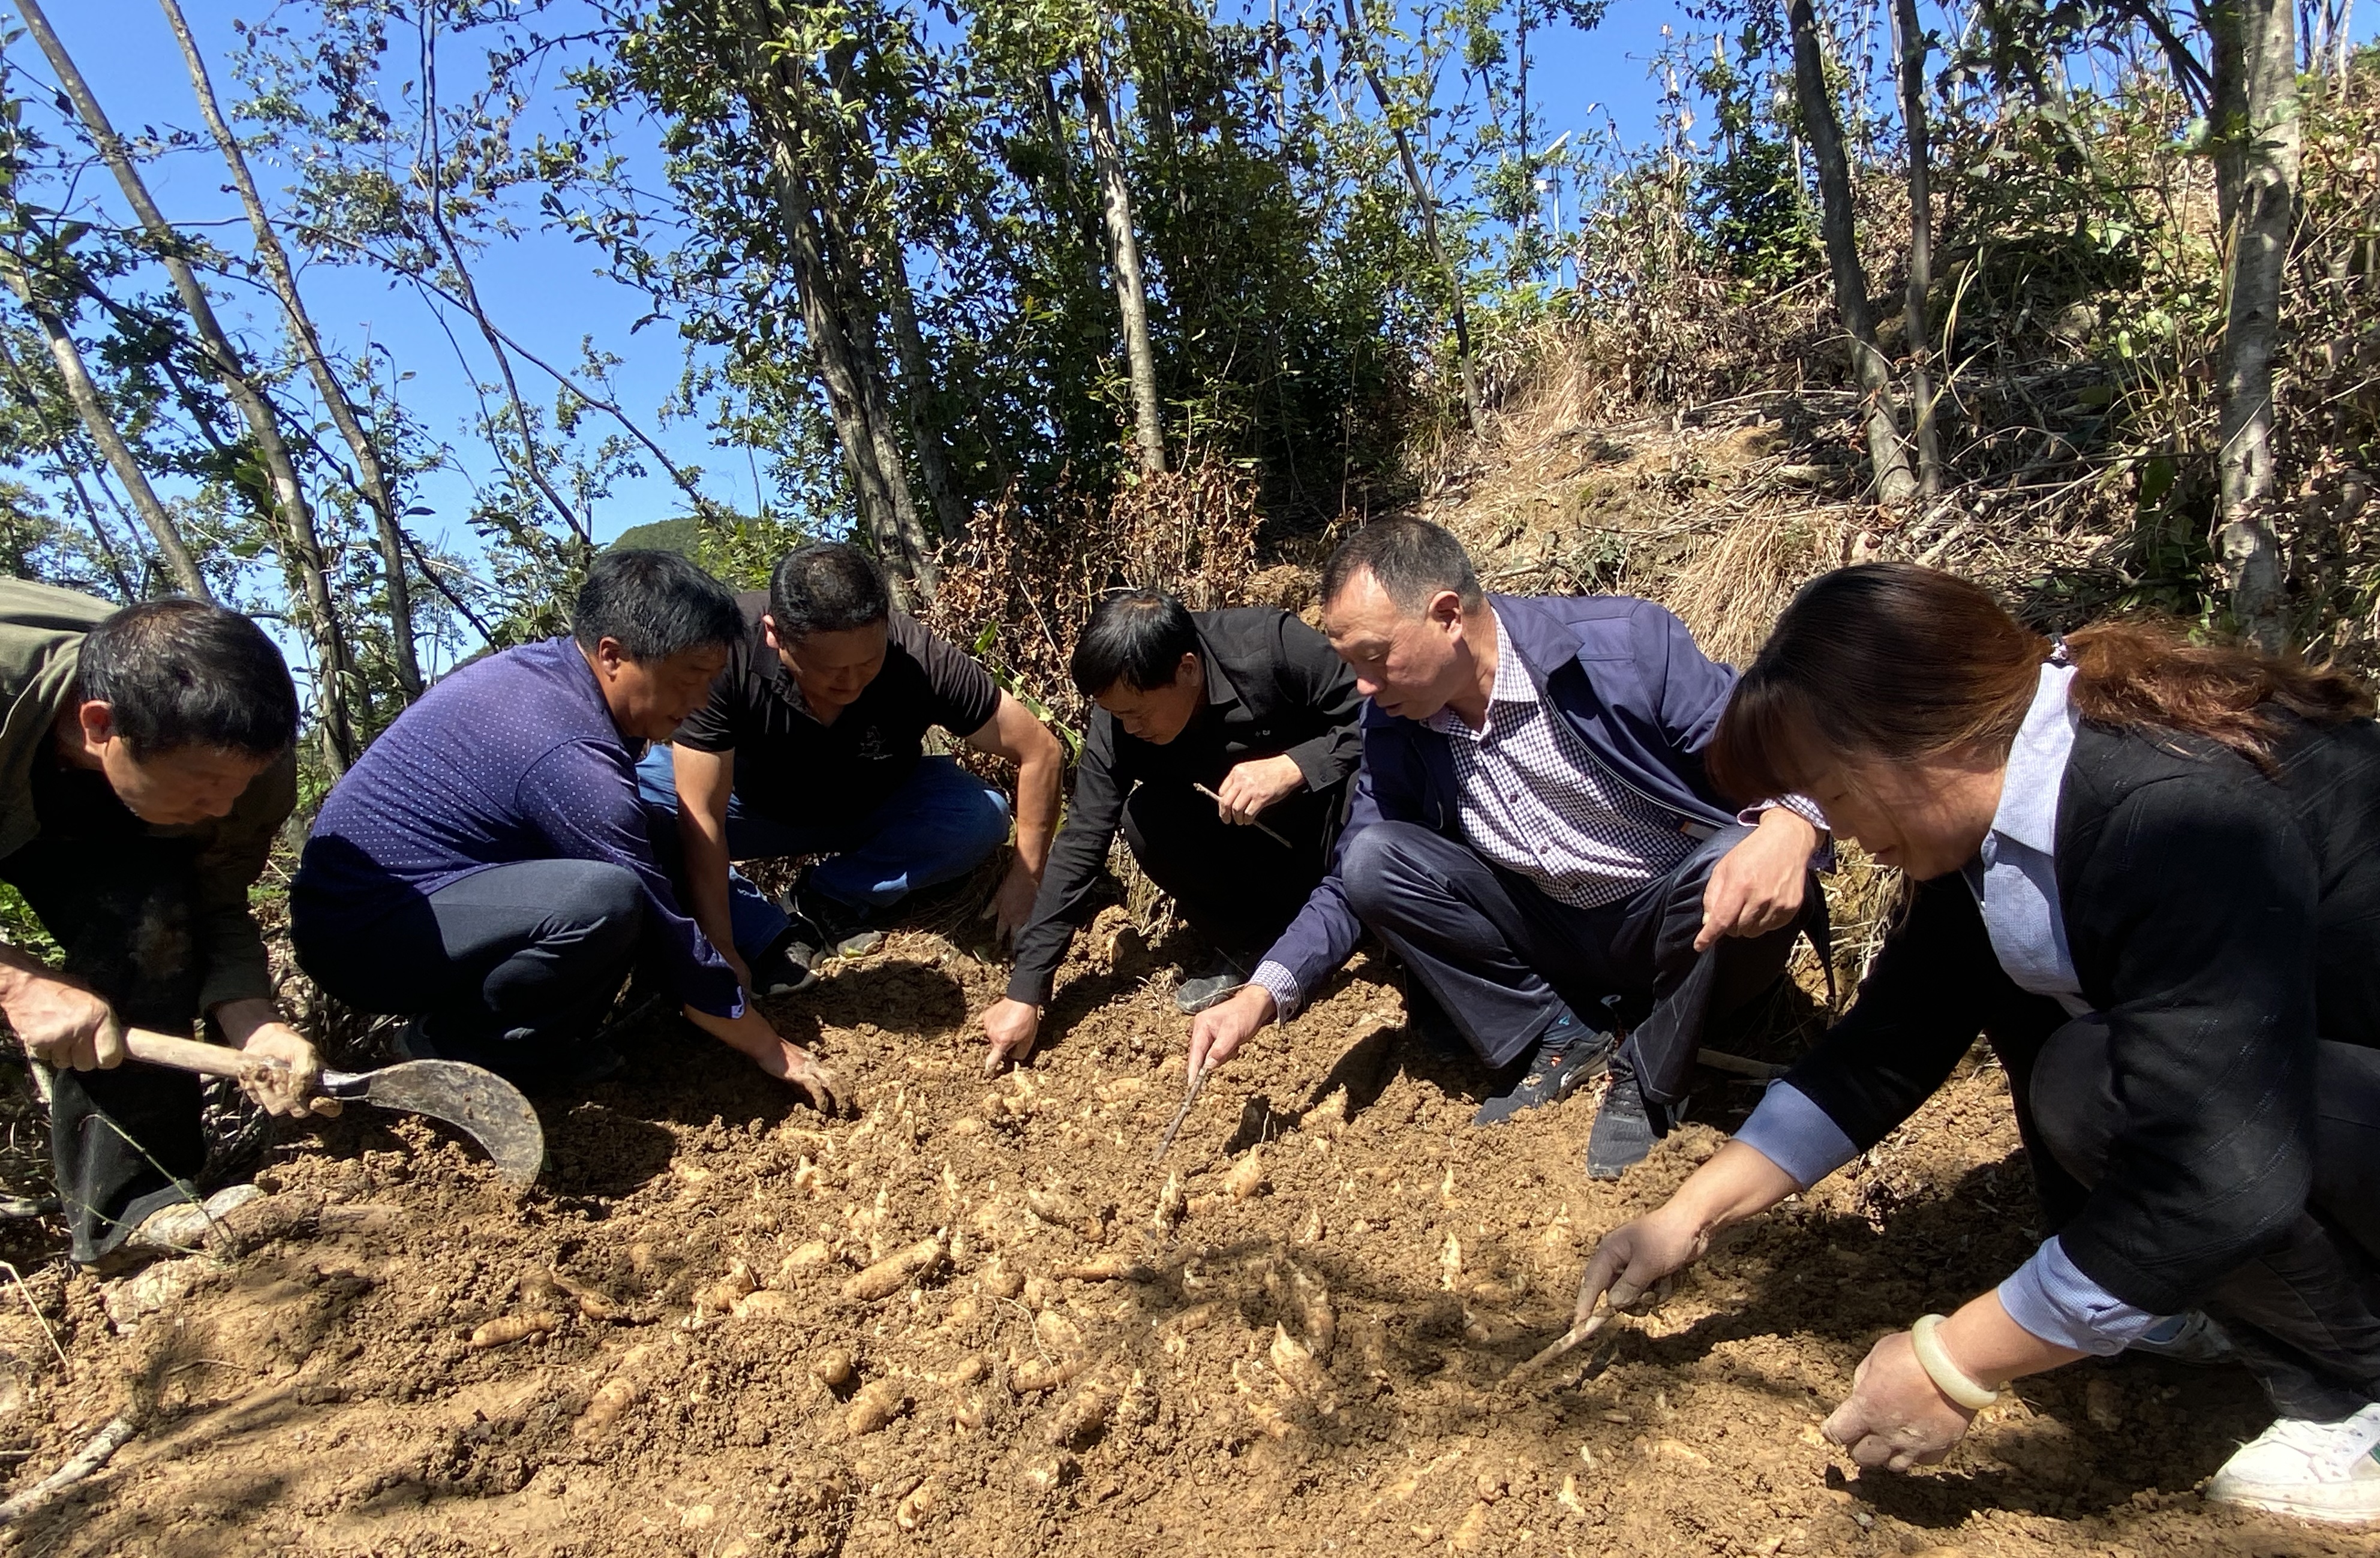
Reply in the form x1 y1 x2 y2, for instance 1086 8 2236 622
788 885 885 960
1174 956 1251 1015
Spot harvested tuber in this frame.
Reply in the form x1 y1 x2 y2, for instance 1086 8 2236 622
979 1255 1024 1301
1154 1173 1185 1226
574 1374 644 1437
552 1274 627 1324
1011 1356 1087 1394
1288 1262 1336 1360
1222 1150 1267 1201
847 1379 908 1437
1025 1188 1107 1240
1269 1324 1338 1413
469 1310 557 1350
698 1259 759 1313
1019 1452 1077 1493
1033 1310 1083 1354
731 1289 799 1322
894 1478 937 1532
1045 1381 1113 1448
1054 1255 1153 1283
811 1346 857 1388
841 1234 946 1301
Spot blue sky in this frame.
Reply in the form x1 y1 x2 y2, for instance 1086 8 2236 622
32 1 1689 584
38 0 2363 670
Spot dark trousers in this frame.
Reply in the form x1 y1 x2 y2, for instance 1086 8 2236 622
1122 779 1344 966
296 859 647 1054
1340 820 1810 1087
2026 1017 2380 1421
1 826 211 1263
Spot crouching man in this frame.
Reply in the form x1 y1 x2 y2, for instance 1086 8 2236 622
980 588 1362 1069
291 551 841 1110
638 542 1062 985
0 581 321 1265
1189 519 1829 1176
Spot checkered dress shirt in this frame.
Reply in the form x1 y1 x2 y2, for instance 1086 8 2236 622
1425 610 1699 909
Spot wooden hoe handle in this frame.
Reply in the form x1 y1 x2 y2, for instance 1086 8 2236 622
123 1027 275 1082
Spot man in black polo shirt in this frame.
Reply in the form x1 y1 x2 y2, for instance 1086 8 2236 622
979 588 1362 1070
639 543 1063 988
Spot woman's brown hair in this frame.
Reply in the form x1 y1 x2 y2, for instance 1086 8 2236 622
1707 563 2376 802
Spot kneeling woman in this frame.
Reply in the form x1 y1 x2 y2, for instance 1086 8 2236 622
1574 563 2380 1523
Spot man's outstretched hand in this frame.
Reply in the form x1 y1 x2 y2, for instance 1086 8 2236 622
1186 983 1275 1083
980 996 1040 1075
761 1040 847 1115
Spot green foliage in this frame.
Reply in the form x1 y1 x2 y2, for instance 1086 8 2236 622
1691 132 1819 285
0 883 59 966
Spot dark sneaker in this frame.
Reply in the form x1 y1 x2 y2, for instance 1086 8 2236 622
1585 1067 1657 1178
747 931 819 997
789 884 885 960
1174 955 1251 1016
1472 1014 1616 1126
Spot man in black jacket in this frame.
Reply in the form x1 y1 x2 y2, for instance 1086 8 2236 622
979 589 1362 1070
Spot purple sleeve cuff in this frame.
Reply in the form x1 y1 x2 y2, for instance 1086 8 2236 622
1733 1081 1861 1189
1249 960 1302 1019
1996 1236 2165 1355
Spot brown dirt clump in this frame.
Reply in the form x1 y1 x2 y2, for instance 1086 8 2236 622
0 915 2360 1557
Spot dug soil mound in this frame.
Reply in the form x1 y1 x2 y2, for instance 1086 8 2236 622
0 913 2357 1556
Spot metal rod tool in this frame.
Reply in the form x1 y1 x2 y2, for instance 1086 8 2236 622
1190 783 1293 849
1150 1063 1213 1165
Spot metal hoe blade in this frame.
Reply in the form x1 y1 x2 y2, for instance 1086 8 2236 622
332 1060 545 1189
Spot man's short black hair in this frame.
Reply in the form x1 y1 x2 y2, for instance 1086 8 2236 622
1070 589 1200 698
1320 518 1484 615
79 599 298 759
770 542 890 640
572 548 745 661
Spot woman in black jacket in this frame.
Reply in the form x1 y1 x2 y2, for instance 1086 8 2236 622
1573 563 2380 1523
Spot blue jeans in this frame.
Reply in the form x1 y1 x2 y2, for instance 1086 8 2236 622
636 747 1012 956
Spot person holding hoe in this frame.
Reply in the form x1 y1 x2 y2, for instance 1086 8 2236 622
979 586 1363 1070
0 581 324 1265
1573 563 2380 1524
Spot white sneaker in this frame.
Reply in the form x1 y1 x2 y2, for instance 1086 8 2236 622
2208 1402 2380 1524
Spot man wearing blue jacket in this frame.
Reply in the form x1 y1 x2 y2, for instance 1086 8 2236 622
1187 519 1826 1177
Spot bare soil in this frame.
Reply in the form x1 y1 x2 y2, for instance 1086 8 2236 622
0 910 2367 1558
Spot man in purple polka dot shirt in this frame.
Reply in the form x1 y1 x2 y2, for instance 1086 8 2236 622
291 551 843 1110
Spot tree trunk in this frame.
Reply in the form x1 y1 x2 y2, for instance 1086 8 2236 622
733 18 936 599
1891 0 1944 496
1079 48 1167 474
158 0 423 700
1787 0 1917 504
877 233 970 541
20 0 359 769
0 271 209 600
1341 0 1483 433
2207 0 2300 648
732 14 936 597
